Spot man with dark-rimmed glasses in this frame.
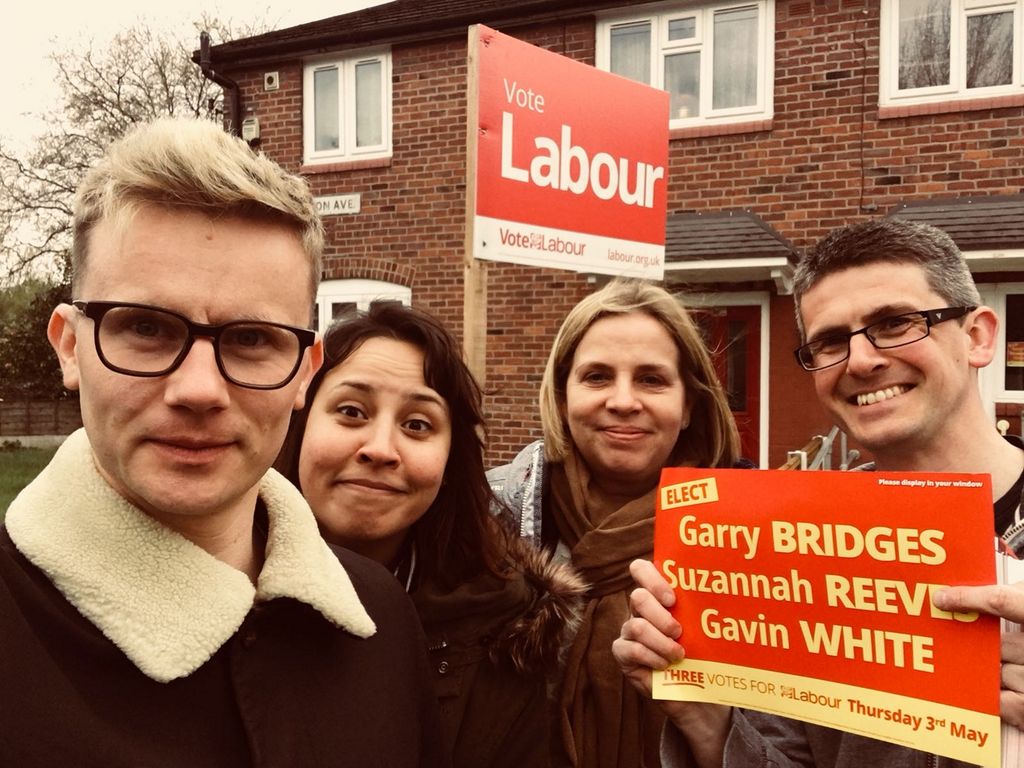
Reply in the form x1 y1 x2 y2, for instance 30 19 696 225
0 117 446 767
794 305 976 373
615 218 1024 768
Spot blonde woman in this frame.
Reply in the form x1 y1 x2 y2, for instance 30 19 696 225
489 278 745 768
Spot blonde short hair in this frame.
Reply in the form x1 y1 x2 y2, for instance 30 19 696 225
72 117 324 300
539 278 741 469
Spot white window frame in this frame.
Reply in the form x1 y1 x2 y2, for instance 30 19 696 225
977 282 1024 423
880 0 1024 107
596 0 775 129
302 48 392 166
315 279 411 332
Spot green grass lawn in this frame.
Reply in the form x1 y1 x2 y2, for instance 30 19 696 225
0 445 57 523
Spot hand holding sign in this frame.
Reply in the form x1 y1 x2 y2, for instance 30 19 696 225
934 580 1024 624
616 559 684 695
613 559 731 768
935 580 1024 731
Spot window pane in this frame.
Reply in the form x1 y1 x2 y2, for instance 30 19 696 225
610 22 652 84
665 52 700 118
314 68 340 152
1006 295 1024 391
967 11 1013 88
332 301 358 321
668 17 696 41
713 6 758 109
355 60 383 148
898 0 951 89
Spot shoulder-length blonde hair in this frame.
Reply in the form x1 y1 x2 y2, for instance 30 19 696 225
539 278 741 468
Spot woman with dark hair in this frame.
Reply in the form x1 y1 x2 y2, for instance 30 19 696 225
277 302 584 768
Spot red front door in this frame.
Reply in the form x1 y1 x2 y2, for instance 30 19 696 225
693 305 761 463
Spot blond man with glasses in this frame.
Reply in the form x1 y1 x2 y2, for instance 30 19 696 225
0 118 447 767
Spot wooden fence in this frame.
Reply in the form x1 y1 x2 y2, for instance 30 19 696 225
0 400 82 436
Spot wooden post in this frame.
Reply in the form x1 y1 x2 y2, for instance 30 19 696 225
463 25 488 385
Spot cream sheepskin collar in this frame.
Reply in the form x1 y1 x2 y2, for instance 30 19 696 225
6 429 375 683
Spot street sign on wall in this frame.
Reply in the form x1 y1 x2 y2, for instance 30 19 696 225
314 194 361 216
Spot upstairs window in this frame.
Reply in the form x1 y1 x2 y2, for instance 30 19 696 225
596 1 774 128
303 49 391 165
881 0 1023 106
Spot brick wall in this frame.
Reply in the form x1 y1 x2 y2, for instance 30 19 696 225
224 1 1024 467
227 21 600 467
665 0 1024 254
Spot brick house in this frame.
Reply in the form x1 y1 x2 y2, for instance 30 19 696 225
198 0 1024 468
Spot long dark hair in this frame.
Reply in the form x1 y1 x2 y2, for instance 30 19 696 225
277 303 505 589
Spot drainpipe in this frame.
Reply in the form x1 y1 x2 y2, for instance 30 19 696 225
198 30 242 137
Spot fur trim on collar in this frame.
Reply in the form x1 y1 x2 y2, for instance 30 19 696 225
6 429 375 683
497 534 586 674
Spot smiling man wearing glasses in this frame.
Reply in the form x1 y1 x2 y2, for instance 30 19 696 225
0 118 445 767
791 221 1013 481
615 218 1024 768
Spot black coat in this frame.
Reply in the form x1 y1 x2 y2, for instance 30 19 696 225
0 431 448 768
413 533 585 768
0 528 448 767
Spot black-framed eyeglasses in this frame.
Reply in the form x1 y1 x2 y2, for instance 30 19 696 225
794 306 976 372
73 300 316 390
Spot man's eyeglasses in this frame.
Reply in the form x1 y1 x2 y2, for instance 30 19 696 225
73 301 316 390
794 306 976 372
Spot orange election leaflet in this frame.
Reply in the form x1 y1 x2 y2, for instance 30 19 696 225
652 468 1000 767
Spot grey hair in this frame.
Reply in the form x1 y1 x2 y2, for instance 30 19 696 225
793 218 981 340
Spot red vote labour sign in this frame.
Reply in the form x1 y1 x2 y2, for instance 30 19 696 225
468 24 669 279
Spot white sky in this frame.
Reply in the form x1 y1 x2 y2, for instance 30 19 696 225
1 0 386 149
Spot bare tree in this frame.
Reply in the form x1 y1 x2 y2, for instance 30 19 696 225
898 0 951 90
965 12 1013 89
0 15 270 283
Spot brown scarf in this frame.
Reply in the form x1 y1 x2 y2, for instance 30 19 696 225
548 449 665 768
